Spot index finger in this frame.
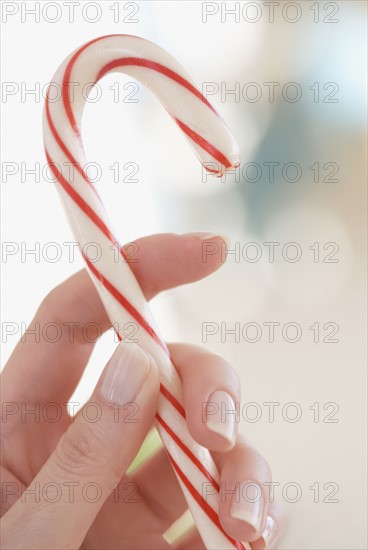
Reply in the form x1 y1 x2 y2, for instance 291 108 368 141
1 233 227 406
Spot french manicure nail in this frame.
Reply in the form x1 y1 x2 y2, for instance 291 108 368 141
205 390 237 446
230 480 263 534
100 343 151 405
186 231 230 246
258 515 278 549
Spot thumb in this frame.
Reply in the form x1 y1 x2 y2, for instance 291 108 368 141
2 343 159 550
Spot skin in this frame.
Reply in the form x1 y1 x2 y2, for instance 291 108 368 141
0 233 285 549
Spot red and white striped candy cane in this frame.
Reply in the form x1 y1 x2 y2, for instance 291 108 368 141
43 35 246 550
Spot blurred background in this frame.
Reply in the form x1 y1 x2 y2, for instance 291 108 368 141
1 1 367 548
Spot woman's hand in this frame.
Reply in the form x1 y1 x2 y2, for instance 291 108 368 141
1 233 285 549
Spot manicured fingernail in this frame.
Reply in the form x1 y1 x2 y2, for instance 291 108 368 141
205 390 237 446
100 343 151 405
258 515 278 549
186 231 230 246
230 481 263 534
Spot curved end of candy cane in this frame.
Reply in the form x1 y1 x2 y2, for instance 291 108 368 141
44 34 239 181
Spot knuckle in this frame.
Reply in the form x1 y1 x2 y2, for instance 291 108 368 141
213 355 241 392
230 367 241 393
36 283 88 346
237 434 272 476
251 449 272 482
38 284 62 318
53 424 99 476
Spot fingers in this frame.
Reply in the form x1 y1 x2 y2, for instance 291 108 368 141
136 344 280 547
168 343 241 452
130 232 228 301
1 343 160 550
2 232 227 405
213 435 272 543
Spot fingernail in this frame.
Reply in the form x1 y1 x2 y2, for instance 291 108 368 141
100 343 151 405
258 515 278 549
205 390 237 446
230 481 263 534
186 232 231 246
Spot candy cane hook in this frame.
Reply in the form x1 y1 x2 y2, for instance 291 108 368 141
43 35 246 550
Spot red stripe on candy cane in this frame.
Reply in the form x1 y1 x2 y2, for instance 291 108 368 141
45 91 93 189
45 150 114 242
62 35 127 138
96 57 217 113
173 117 232 168
159 383 186 418
156 413 220 491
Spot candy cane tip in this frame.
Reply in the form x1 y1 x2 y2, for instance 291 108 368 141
203 157 240 178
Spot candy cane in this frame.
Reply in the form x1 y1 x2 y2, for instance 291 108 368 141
43 35 247 550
